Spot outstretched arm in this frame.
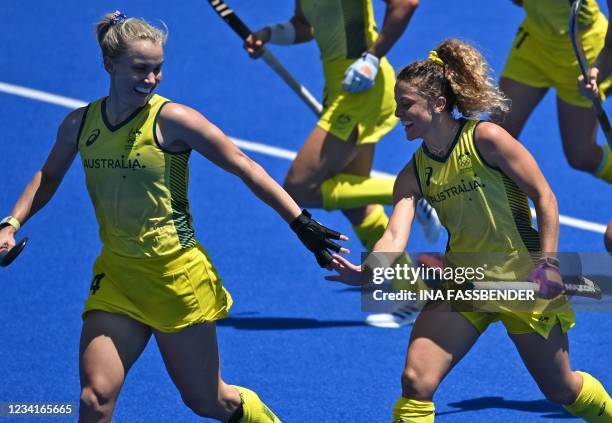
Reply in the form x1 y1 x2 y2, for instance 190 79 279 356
0 107 82 253
244 1 313 58
326 161 420 284
157 103 347 266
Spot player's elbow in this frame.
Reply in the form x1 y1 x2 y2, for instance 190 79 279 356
533 187 557 215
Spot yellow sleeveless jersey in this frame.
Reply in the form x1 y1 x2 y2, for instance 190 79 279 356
413 120 541 279
301 0 379 62
522 0 602 41
77 94 196 258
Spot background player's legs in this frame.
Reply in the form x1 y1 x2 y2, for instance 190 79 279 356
498 78 548 137
510 324 612 420
338 142 378 226
283 126 384 218
557 97 610 179
79 311 152 423
605 220 612 252
154 322 278 422
393 302 481 422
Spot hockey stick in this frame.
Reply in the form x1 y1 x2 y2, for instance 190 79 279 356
206 0 323 116
471 275 603 300
570 0 612 148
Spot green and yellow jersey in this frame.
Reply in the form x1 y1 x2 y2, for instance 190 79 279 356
300 0 379 62
413 119 540 279
77 94 196 258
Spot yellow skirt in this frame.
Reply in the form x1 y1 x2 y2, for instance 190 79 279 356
83 243 232 333
502 13 611 108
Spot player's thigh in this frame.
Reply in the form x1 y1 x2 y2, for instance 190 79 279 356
498 77 548 138
80 311 152 391
154 322 237 410
341 142 375 177
285 126 361 188
509 324 581 403
557 97 601 169
402 301 481 399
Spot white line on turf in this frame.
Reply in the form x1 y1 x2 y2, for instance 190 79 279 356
0 81 607 234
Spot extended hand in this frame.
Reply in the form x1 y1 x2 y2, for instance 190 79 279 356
325 253 364 285
528 257 564 299
342 52 380 93
244 28 270 59
577 67 600 100
290 209 349 267
0 226 16 255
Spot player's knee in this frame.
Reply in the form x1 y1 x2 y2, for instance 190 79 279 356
79 382 117 419
401 367 438 400
283 175 318 205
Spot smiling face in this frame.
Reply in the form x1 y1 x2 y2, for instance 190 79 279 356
105 39 164 107
394 81 436 141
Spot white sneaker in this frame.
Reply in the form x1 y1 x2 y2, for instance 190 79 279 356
365 301 422 329
415 199 442 243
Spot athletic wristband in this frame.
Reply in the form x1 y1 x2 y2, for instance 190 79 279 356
267 21 296 45
0 216 21 232
539 256 560 268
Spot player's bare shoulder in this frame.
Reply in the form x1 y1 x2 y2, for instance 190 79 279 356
393 158 421 202
58 106 88 148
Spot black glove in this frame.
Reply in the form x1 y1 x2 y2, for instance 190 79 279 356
290 209 342 267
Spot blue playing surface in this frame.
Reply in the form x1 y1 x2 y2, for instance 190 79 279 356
0 1 610 422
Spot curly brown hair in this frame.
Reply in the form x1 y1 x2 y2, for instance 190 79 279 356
396 39 510 119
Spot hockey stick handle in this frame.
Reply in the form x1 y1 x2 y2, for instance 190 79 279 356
569 0 612 147
206 0 323 116
471 276 603 300
261 49 323 116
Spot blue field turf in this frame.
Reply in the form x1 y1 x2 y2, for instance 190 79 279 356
1 1 611 422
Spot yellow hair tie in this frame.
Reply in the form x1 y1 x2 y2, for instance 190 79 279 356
428 50 444 67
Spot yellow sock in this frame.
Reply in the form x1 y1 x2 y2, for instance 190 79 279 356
563 372 612 422
233 386 282 423
321 173 395 211
392 397 435 422
595 145 612 183
353 204 389 251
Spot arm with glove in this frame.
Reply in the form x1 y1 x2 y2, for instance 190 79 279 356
343 0 419 93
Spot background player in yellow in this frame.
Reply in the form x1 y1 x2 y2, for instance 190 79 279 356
577 0 612 251
243 0 439 328
327 39 612 422
0 11 347 423
499 0 612 184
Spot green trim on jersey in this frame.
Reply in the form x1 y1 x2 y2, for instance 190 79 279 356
414 119 540 255
77 94 196 258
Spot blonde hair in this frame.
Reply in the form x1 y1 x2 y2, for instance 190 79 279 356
96 11 167 60
397 39 510 119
